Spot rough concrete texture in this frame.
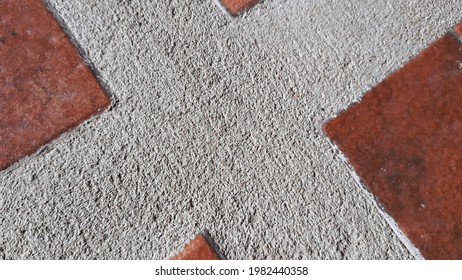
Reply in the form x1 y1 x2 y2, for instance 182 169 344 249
1 0 461 259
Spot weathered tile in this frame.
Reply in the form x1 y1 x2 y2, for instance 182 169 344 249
324 34 462 259
170 233 222 260
215 0 260 17
0 0 110 170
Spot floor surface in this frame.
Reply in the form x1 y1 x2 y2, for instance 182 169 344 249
1 0 462 259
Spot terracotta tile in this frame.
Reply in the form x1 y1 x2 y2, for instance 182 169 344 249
170 233 222 260
324 34 462 259
454 21 462 37
216 0 260 17
0 0 110 170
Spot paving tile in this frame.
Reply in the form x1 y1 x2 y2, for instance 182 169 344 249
0 0 110 170
324 33 462 259
454 21 462 37
215 0 260 17
170 233 223 260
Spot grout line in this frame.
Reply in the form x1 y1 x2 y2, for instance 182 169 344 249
201 229 227 260
448 29 462 45
42 0 119 111
213 0 234 18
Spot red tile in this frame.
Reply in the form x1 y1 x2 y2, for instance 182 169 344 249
454 21 462 37
216 0 260 17
324 33 462 259
0 0 110 170
170 234 222 260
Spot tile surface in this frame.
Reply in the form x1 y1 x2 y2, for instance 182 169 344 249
170 234 221 260
0 0 110 170
216 0 259 16
324 34 462 259
454 21 462 36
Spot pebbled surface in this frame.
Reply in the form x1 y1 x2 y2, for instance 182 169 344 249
170 234 221 260
217 0 260 16
0 0 110 170
324 34 462 260
1 0 462 259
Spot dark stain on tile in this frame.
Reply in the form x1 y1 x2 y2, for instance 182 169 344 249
0 0 110 170
170 232 224 260
216 0 260 17
324 33 462 259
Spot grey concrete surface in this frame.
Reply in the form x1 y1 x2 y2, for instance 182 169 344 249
1 0 461 259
